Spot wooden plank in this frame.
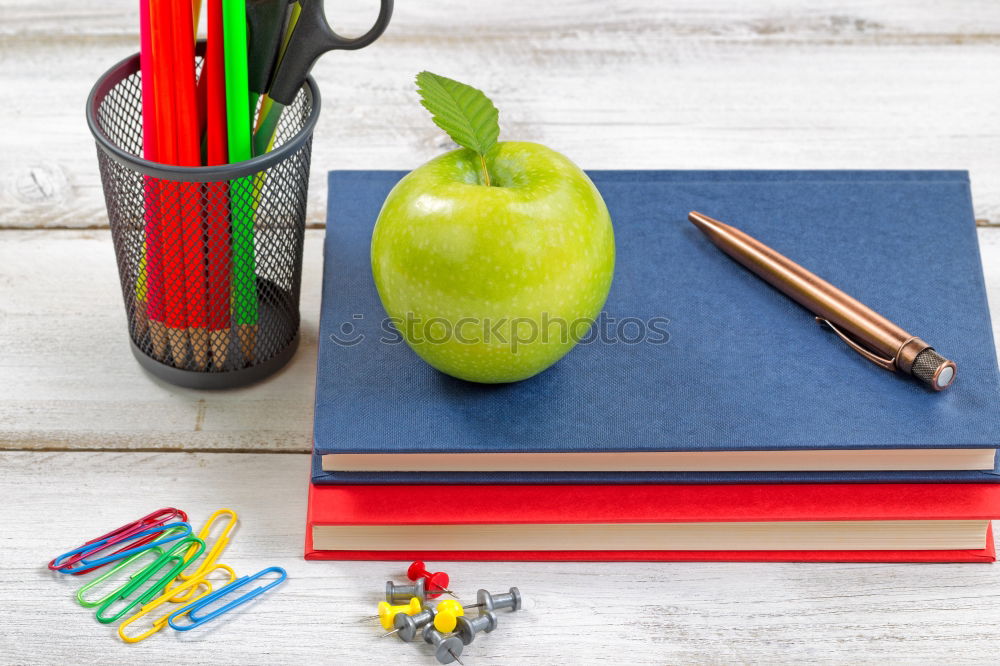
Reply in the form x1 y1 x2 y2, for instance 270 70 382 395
3 227 1000 453
2 450 999 663
2 1 999 229
0 230 321 452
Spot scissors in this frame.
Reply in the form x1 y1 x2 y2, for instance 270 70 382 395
247 0 295 114
251 0 394 155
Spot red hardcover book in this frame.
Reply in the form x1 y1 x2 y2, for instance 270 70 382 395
305 483 998 562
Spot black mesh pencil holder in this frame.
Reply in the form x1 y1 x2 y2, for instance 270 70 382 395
86 51 320 389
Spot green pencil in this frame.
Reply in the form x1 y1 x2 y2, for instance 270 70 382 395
222 0 258 362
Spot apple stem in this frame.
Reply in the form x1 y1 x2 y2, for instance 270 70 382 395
479 153 492 187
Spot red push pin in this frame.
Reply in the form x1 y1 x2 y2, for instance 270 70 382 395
407 561 458 600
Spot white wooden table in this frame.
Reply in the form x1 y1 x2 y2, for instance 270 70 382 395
3 1 1000 662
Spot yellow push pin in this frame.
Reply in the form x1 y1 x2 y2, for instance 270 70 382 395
375 597 422 630
433 599 465 632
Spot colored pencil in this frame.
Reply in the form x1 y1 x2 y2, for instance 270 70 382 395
139 0 165 358
150 0 190 365
192 0 203 30
135 248 149 336
204 0 232 367
222 0 259 362
194 0 208 144
169 0 210 370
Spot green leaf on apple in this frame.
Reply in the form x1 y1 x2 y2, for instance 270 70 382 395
415 71 500 186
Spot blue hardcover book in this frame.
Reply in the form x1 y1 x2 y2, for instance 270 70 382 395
312 169 1000 484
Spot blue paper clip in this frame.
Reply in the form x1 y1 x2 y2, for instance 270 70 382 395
51 522 192 573
168 566 287 630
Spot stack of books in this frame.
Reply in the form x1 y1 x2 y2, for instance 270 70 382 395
306 170 1000 562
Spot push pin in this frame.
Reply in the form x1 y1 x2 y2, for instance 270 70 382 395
463 587 521 613
407 561 458 599
361 597 422 630
386 578 426 603
422 624 464 665
433 599 465 632
380 607 436 642
455 611 498 646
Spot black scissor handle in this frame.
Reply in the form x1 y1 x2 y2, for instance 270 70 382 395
322 0 394 50
247 0 295 96
268 0 394 105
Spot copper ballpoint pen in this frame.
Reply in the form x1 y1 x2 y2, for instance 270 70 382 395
688 211 957 391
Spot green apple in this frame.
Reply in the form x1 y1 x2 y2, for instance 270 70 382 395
371 141 615 383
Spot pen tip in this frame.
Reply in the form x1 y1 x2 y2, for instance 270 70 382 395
688 210 715 231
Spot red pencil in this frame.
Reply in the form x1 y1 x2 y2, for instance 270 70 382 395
139 0 167 360
204 0 232 367
150 0 190 365
170 0 211 370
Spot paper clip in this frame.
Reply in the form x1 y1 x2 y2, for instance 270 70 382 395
168 566 287 631
118 564 237 643
47 507 187 575
75 524 189 608
95 535 205 624
51 522 193 574
164 508 237 602
75 546 166 608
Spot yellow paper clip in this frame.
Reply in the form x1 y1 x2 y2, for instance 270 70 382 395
164 508 237 602
118 563 237 643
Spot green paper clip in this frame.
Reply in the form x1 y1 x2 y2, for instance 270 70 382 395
75 523 190 608
94 535 206 624
75 546 166 609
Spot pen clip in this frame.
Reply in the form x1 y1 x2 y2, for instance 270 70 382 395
815 317 896 371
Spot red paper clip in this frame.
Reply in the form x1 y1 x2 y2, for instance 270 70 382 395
47 507 188 575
